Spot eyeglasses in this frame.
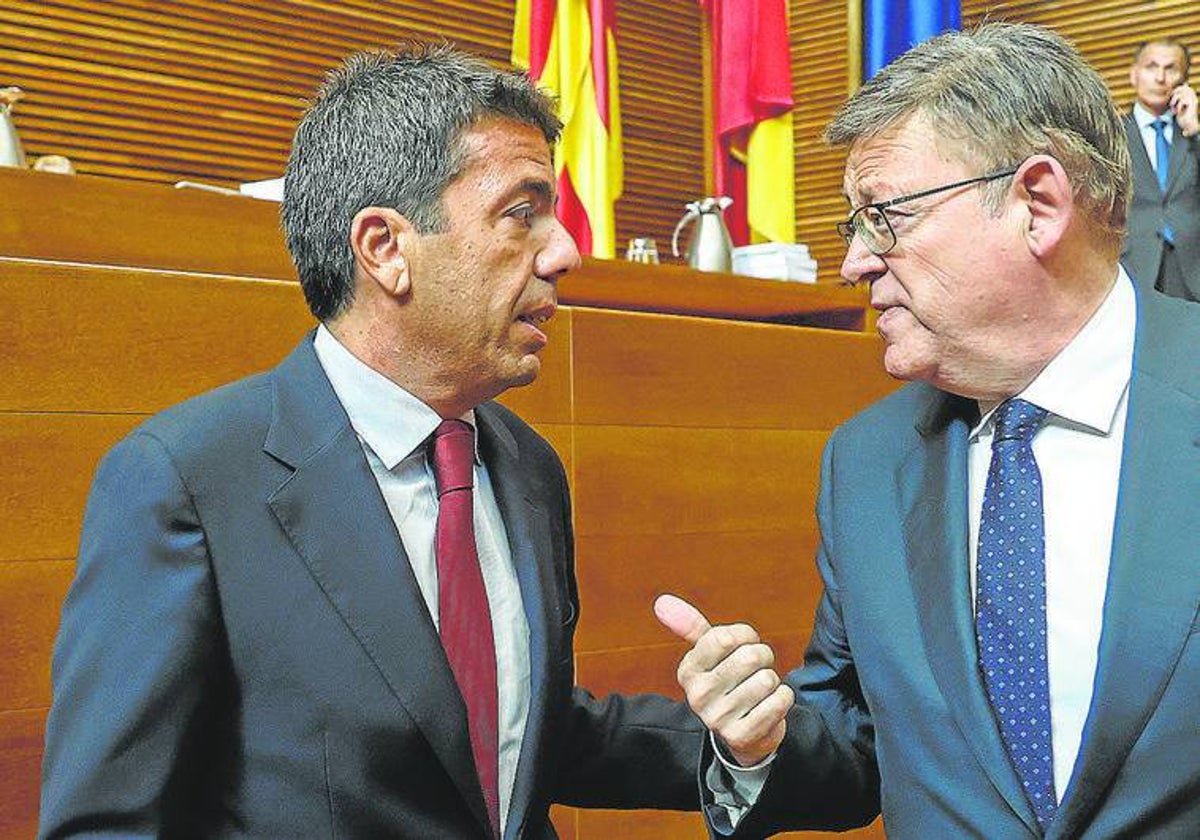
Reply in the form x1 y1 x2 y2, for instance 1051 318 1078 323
836 167 1019 256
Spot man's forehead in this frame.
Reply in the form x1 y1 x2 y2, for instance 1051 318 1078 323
842 118 938 198
1138 42 1185 66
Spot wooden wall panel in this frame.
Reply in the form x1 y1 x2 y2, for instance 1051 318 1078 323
3 0 704 266
574 529 823 653
572 308 893 429
0 415 140 563
2 260 312 414
572 426 828 537
0 709 45 840
0 560 72 710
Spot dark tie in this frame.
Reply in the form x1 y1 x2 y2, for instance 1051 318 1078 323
431 419 500 838
1153 118 1176 244
975 398 1057 830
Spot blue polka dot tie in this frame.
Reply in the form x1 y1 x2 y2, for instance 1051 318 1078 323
976 398 1057 829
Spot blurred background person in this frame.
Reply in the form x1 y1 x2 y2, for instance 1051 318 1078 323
1122 37 1200 302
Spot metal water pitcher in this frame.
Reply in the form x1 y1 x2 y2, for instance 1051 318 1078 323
0 87 27 168
671 196 734 272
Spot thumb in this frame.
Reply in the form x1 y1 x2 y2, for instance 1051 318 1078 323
654 593 712 645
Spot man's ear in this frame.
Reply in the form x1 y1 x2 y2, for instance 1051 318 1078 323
350 207 418 298
1013 154 1073 259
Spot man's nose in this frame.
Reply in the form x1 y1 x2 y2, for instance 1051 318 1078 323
536 218 582 282
839 235 886 287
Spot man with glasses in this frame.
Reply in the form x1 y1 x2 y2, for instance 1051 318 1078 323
657 22 1200 839
1122 38 1200 302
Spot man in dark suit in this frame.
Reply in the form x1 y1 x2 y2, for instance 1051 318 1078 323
658 23 1200 839
39 44 701 839
1121 37 1200 301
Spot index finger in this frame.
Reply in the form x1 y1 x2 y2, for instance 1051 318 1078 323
654 593 712 644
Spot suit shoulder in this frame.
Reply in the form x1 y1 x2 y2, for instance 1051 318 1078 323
129 371 274 458
829 382 934 458
1137 292 1200 396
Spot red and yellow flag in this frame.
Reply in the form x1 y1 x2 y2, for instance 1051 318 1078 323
700 0 795 246
513 0 623 258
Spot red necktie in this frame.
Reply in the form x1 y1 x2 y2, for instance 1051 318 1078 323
431 419 500 837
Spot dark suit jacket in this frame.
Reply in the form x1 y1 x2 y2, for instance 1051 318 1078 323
1121 110 1200 300
711 286 1200 839
40 335 702 839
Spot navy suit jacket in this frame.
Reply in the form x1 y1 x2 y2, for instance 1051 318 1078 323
712 287 1200 838
1121 111 1200 300
40 335 702 839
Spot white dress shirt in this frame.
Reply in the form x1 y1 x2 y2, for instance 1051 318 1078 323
313 326 531 834
969 269 1135 799
1133 101 1176 172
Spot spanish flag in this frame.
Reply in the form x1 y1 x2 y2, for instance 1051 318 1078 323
700 0 795 246
513 0 623 258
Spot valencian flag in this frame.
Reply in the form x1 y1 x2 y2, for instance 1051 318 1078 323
513 0 623 258
699 0 795 246
863 0 960 78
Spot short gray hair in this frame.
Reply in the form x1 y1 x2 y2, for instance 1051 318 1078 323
826 22 1130 249
282 43 562 321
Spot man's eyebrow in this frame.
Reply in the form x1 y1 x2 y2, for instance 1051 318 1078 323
510 178 554 204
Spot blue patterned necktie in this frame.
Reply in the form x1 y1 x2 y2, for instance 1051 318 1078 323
976 398 1057 829
1153 118 1176 244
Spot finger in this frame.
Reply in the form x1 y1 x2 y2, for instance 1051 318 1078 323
696 665 780 731
710 648 777 691
682 623 763 680
654 593 712 645
718 683 795 765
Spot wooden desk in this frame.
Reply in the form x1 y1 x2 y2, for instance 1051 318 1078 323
0 167 870 330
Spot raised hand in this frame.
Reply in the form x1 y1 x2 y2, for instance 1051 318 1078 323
654 593 794 767
1171 83 1199 137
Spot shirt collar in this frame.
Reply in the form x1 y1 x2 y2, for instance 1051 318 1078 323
973 267 1135 439
312 325 478 470
1134 101 1174 130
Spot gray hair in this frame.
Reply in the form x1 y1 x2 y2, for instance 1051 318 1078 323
282 43 562 321
826 22 1130 250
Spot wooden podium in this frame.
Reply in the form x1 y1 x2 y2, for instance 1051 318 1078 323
0 167 894 839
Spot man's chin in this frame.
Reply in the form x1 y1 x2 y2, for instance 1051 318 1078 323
502 356 542 390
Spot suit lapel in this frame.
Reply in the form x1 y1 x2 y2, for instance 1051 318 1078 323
1050 295 1200 839
900 390 1042 837
1164 119 1190 194
262 337 491 835
1125 113 1158 193
475 406 561 840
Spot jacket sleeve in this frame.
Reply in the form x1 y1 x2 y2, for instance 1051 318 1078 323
39 430 232 839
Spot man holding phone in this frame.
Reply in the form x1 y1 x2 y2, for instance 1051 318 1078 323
1122 37 1200 301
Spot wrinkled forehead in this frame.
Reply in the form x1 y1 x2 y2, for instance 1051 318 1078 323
841 114 973 202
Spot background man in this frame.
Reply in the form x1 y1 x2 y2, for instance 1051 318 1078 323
659 22 1200 839
1122 37 1200 301
40 44 701 839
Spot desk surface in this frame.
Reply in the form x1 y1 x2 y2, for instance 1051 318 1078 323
0 167 869 329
